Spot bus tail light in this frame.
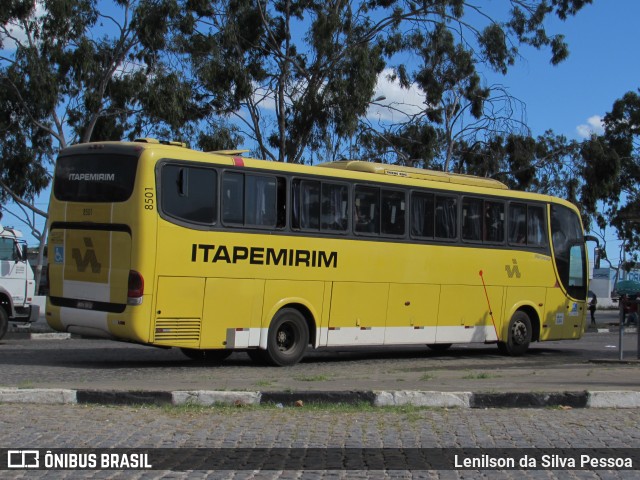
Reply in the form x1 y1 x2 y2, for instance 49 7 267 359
127 270 144 305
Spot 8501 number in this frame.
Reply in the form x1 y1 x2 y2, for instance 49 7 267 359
144 188 154 210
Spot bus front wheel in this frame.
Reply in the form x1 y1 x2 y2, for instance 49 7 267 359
180 348 232 363
498 311 532 356
265 308 309 366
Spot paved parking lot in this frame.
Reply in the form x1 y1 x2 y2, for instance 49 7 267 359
0 404 638 478
1 310 638 478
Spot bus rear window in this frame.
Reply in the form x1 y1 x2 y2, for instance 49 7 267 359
54 154 139 202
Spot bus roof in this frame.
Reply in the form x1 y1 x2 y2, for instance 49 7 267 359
59 139 584 209
317 160 509 190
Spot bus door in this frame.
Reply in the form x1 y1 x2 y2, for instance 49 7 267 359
543 242 587 339
547 205 588 339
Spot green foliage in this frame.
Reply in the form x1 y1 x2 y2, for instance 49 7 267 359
171 0 592 164
600 90 640 258
0 0 206 208
197 122 243 152
176 0 387 163
4 0 615 255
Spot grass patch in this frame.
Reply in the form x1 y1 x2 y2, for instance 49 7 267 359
293 374 331 382
462 372 499 380
156 401 445 414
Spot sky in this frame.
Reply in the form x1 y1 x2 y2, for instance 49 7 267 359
3 0 639 267
356 0 640 267
494 0 640 267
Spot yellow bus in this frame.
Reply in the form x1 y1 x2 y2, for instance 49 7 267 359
46 138 590 366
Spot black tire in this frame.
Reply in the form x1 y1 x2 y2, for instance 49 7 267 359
498 311 532 356
0 307 8 340
427 343 452 352
180 348 232 363
264 308 309 366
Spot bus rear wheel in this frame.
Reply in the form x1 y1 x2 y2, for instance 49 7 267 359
264 308 309 366
180 348 232 363
498 311 532 356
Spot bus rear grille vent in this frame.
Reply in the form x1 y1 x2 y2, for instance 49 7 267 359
154 318 201 346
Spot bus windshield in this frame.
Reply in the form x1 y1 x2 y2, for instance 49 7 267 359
551 204 587 300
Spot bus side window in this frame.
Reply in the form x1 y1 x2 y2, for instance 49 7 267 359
245 175 277 227
508 203 527 244
354 186 380 234
292 179 320 230
410 192 434 238
223 173 285 229
484 200 505 243
321 183 348 232
527 205 546 246
381 189 405 236
462 197 482 241
276 177 287 229
435 195 457 240
222 172 244 224
161 164 217 225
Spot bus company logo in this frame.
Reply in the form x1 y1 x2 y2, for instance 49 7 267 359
505 259 521 279
191 244 338 269
7 450 39 468
68 173 115 181
71 237 102 274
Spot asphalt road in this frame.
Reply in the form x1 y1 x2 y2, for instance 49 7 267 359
1 310 638 394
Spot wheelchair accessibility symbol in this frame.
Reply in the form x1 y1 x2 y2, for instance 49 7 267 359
54 246 64 263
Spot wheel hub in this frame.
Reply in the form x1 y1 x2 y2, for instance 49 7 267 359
276 325 294 351
512 321 526 344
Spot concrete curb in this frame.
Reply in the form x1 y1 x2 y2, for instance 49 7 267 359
374 391 471 408
587 390 640 408
173 390 262 406
1 388 640 408
0 388 77 404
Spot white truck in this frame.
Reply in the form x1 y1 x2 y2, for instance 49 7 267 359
0 224 38 339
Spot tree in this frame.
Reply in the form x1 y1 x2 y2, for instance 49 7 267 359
175 0 592 165
598 90 640 259
0 0 205 288
175 0 387 164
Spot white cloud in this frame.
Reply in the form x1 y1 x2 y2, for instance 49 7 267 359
0 2 47 51
576 115 604 138
367 69 426 122
249 68 427 124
